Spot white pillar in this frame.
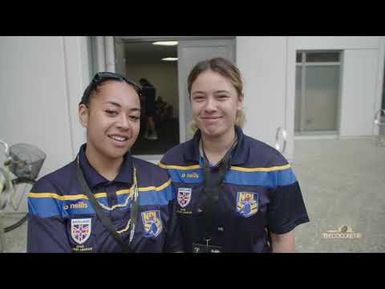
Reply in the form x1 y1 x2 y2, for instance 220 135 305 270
104 36 115 72
95 36 106 72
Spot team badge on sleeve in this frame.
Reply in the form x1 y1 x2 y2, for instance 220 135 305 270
71 218 92 244
236 192 258 218
177 187 192 208
141 210 163 238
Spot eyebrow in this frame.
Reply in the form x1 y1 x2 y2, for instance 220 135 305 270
192 90 230 94
105 101 141 112
191 91 205 95
214 90 230 94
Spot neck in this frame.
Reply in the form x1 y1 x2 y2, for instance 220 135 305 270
201 127 236 165
85 146 123 181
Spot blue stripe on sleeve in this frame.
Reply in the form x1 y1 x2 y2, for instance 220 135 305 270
167 166 297 188
139 185 174 206
225 168 297 188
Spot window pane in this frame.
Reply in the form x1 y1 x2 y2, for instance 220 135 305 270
296 52 302 63
303 65 339 131
306 52 340 63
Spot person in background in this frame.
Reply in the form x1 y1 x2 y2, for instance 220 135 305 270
139 78 158 140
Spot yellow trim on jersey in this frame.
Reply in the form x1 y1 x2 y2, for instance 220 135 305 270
28 179 171 201
28 192 109 200
115 189 133 196
230 164 291 172
159 162 290 173
27 192 90 201
94 192 108 198
158 163 201 170
138 179 171 192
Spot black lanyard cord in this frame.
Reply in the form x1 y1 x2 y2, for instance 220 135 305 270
200 136 238 242
74 156 138 252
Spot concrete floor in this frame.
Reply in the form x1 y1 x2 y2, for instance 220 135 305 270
292 136 385 252
1 136 384 253
0 213 28 253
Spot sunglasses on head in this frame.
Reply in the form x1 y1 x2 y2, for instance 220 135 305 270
92 72 142 93
80 72 142 105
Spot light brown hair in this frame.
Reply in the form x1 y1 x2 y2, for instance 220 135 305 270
187 57 245 129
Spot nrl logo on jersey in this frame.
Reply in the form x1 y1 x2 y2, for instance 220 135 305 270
71 218 91 244
177 187 192 208
236 192 258 218
141 210 163 238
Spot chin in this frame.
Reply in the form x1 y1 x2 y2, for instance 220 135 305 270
107 146 130 159
106 152 125 160
202 124 234 138
202 128 223 138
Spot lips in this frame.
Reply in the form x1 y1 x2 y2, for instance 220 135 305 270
201 116 222 123
201 116 222 120
108 134 129 143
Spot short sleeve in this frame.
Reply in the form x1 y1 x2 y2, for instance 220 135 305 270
267 170 310 234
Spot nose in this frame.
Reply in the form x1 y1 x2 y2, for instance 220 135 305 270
204 97 217 112
116 114 130 130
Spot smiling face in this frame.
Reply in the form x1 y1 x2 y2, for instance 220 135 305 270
190 70 243 139
79 80 141 163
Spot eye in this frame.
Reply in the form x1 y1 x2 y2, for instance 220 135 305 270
217 94 229 100
105 109 118 116
129 115 140 122
192 95 205 102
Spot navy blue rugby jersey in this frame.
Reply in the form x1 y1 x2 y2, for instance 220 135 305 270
159 126 309 253
27 144 182 253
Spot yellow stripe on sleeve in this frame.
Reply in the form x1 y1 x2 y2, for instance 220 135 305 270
158 163 201 170
230 164 291 172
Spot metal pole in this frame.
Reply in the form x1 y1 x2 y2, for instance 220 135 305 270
0 212 5 253
374 109 385 146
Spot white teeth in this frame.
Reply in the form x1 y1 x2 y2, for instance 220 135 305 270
110 135 127 142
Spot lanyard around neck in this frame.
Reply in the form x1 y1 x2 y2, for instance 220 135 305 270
74 155 139 250
199 135 238 242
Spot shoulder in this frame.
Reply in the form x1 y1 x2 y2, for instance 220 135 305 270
132 157 175 201
132 157 170 186
160 140 194 166
32 162 76 194
133 157 167 176
243 134 289 167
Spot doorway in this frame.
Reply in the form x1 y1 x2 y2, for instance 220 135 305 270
114 36 235 157
116 39 179 156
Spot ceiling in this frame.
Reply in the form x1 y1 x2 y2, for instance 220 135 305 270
117 36 234 65
123 41 177 65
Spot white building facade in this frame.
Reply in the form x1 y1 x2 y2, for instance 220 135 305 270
1 36 383 174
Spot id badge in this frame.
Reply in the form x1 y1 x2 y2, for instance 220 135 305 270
192 242 222 253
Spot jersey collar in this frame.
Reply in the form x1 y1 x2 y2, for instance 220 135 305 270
78 144 133 189
183 126 249 166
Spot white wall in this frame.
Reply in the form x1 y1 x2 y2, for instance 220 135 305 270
290 36 384 138
236 37 292 158
62 37 91 158
0 36 89 176
1 36 383 171
340 49 379 136
292 36 380 50
236 36 385 162
125 62 179 117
